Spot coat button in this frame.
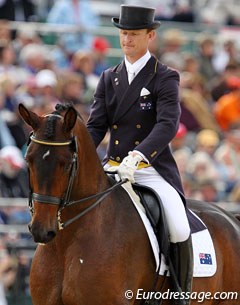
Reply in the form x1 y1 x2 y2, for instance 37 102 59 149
135 141 140 145
113 125 118 129
115 140 119 145
136 124 141 129
116 156 121 162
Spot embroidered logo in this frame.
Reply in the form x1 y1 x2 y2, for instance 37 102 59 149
140 102 152 110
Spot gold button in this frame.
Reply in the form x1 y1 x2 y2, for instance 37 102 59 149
136 124 141 129
116 156 121 162
135 141 140 145
115 140 119 145
113 125 118 130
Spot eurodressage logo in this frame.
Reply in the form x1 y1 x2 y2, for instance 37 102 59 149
199 253 212 265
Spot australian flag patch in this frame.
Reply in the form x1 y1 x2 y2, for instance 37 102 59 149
199 253 212 265
140 102 152 110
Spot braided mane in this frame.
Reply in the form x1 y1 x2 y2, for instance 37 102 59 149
44 103 83 139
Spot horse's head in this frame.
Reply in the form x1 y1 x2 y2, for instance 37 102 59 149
19 103 79 244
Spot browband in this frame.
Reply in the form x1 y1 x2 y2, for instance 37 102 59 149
30 135 72 146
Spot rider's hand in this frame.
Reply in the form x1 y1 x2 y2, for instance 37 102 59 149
117 151 143 183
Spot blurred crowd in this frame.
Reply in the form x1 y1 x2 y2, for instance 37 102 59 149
0 0 240 301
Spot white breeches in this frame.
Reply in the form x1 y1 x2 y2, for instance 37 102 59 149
134 166 190 243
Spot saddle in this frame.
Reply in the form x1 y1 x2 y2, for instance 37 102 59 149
132 183 170 260
132 184 206 258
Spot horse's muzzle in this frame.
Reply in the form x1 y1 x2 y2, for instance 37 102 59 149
29 223 56 244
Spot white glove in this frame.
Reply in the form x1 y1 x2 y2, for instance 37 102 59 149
117 151 143 183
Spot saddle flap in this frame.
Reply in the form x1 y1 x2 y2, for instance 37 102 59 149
133 183 160 227
132 183 170 258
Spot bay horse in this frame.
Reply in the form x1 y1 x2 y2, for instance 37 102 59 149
19 103 240 305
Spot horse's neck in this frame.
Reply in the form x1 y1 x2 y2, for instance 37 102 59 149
76 158 108 197
73 134 109 199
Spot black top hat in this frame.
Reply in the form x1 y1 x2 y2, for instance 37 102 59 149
112 5 161 30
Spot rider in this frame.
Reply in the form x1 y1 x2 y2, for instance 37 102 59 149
87 5 193 304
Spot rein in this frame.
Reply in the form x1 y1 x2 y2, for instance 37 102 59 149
27 134 127 230
57 178 127 229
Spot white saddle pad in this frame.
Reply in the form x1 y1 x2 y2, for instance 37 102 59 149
122 183 217 278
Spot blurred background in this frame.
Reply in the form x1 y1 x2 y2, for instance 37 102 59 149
0 0 240 304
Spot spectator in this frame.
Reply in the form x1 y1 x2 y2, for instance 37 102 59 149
0 146 28 198
171 1 195 23
47 0 100 68
173 148 191 178
195 1 240 25
70 50 99 104
195 129 229 199
214 76 240 131
180 72 219 132
186 151 222 201
0 115 16 149
0 239 17 305
210 63 240 102
15 75 39 109
57 71 89 121
58 71 83 103
0 42 16 75
0 0 37 22
35 0 55 22
19 43 51 75
0 74 28 148
215 127 240 190
12 26 42 65
182 53 200 75
171 124 193 178
213 39 240 74
195 129 220 156
92 36 110 76
197 34 218 83
0 42 30 86
35 69 60 114
171 122 191 154
0 75 18 113
196 180 219 202
159 28 186 69
0 20 12 43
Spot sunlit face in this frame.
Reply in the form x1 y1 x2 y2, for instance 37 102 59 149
119 29 156 63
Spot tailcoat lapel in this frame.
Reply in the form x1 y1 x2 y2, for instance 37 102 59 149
111 56 158 123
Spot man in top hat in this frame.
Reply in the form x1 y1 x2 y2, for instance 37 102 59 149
87 5 193 304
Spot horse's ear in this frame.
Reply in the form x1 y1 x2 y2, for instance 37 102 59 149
63 107 77 133
18 103 40 130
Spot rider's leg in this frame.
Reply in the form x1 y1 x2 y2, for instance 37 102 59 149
134 167 193 305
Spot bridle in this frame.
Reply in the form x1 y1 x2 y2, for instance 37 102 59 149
29 133 78 206
27 133 126 230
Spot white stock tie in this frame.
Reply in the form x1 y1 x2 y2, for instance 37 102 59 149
128 68 135 84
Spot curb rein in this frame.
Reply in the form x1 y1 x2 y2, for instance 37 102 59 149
27 133 126 230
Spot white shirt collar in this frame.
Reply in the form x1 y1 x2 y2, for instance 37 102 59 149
125 51 151 76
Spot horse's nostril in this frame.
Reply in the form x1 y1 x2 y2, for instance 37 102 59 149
47 231 56 239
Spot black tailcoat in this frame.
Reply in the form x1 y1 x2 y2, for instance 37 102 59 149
87 55 184 196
